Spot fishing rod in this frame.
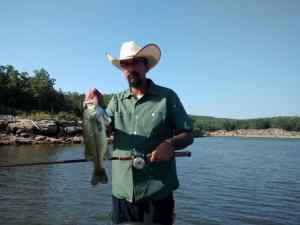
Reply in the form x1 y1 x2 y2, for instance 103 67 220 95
0 151 191 169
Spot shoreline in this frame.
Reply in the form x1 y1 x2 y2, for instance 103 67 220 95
0 118 83 145
1 119 300 145
204 128 300 139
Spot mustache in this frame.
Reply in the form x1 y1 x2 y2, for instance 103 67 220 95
127 71 143 88
128 71 141 78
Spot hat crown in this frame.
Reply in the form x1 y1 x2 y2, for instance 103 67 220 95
119 41 141 60
106 41 161 71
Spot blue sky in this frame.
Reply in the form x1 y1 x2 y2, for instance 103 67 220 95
1 0 299 118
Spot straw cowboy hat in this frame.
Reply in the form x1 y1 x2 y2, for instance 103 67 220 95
105 41 161 70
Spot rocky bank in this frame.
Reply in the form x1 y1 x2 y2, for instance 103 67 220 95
0 118 83 145
1 118 300 145
207 128 300 139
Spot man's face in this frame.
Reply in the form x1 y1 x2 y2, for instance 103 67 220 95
120 57 148 88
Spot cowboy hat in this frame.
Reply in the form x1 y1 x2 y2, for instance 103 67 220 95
105 41 161 70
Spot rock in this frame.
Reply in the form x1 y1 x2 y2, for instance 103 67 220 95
0 134 15 145
46 137 63 144
0 120 8 131
72 136 83 144
7 119 35 133
0 115 15 121
16 129 23 134
35 120 58 135
32 140 44 144
56 127 66 137
64 126 82 135
19 132 31 138
207 128 300 138
59 120 78 127
0 140 13 145
15 137 33 144
35 135 47 141
63 137 73 143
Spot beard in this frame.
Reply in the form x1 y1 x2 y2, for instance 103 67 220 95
127 72 143 88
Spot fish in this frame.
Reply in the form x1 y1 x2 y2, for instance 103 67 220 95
83 100 110 186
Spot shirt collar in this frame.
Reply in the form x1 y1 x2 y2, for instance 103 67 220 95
146 79 160 96
123 79 159 99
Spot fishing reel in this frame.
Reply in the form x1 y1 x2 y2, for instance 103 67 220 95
132 154 147 170
131 150 191 170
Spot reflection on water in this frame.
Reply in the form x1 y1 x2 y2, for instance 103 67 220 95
0 145 112 225
1 138 300 225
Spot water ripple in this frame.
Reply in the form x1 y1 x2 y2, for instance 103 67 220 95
1 138 300 225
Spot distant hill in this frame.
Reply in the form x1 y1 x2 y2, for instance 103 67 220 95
191 115 300 136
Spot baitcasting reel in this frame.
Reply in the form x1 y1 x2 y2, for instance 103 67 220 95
132 154 147 170
131 151 192 170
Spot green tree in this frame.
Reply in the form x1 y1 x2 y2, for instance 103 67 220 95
30 68 56 111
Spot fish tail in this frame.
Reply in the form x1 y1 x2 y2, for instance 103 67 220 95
91 167 108 186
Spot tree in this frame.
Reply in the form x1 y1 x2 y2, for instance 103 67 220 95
30 69 56 111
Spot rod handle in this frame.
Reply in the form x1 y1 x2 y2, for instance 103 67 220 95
174 151 191 157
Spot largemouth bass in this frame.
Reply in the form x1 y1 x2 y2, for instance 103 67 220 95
83 101 110 186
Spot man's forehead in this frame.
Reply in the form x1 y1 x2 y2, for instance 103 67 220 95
120 57 146 64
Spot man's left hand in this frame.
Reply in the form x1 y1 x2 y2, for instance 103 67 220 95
148 140 174 162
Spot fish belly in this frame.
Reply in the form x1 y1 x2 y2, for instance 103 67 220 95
83 107 108 185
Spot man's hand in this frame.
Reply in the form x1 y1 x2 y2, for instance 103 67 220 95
148 140 174 162
147 132 193 162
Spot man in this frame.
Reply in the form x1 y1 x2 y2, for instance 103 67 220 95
105 41 193 225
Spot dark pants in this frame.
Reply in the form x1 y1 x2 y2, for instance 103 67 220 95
112 193 175 225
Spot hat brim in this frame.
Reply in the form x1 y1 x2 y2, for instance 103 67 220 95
106 43 161 71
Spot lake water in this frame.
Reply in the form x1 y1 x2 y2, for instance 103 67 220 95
0 137 300 225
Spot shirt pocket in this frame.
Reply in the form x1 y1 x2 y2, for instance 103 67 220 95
114 112 124 129
144 111 167 138
113 112 133 150
114 112 132 131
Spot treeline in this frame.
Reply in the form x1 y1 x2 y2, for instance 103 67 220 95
0 65 112 117
1 65 299 132
192 115 300 136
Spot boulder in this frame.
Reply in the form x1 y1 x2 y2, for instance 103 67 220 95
19 132 31 138
35 135 47 141
7 119 35 133
15 137 33 144
63 137 73 143
35 120 58 135
59 120 78 127
64 126 82 135
0 120 8 131
0 134 15 145
46 137 63 144
72 136 83 144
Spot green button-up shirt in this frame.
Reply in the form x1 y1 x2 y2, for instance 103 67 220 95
106 79 192 202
